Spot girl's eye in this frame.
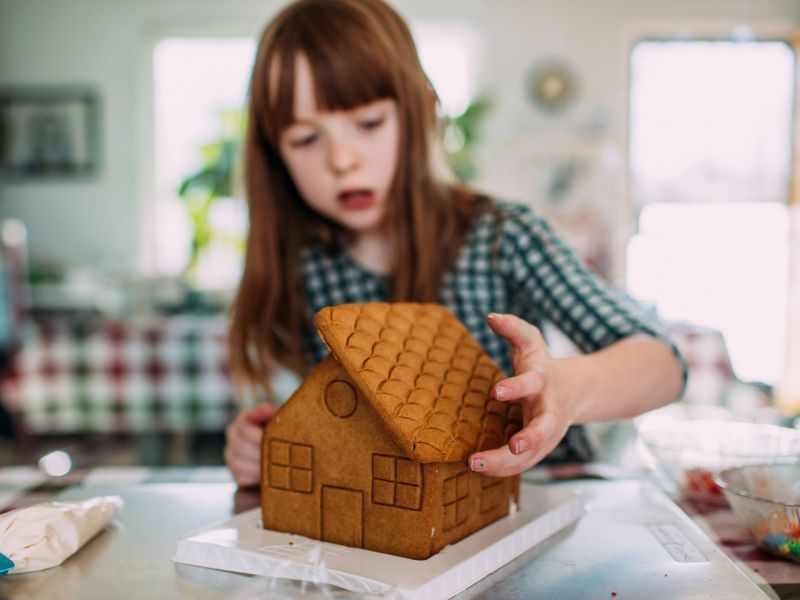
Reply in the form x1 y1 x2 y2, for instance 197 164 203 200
289 133 318 148
358 116 385 131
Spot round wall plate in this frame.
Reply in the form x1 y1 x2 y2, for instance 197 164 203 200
527 60 577 113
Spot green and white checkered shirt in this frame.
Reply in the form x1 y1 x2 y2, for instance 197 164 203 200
300 200 685 463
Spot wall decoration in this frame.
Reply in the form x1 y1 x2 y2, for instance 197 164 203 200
527 59 578 114
0 87 100 178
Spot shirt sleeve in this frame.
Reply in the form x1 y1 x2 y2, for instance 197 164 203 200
499 203 688 389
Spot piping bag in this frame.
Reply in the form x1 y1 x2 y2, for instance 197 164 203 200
0 496 123 575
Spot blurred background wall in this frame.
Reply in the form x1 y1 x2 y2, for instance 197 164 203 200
1 0 797 272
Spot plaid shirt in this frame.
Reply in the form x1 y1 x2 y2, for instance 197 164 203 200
301 200 685 464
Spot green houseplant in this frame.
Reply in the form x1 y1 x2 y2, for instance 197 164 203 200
177 109 246 284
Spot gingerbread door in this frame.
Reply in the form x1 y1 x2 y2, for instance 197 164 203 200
321 486 363 547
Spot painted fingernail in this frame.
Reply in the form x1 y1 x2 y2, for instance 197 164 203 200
493 385 508 400
470 457 486 471
514 438 529 454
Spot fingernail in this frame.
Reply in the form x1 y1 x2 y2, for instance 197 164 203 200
470 457 486 471
487 312 503 321
493 385 508 400
533 364 546 374
514 438 529 454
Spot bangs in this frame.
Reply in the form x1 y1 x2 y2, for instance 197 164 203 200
262 2 398 142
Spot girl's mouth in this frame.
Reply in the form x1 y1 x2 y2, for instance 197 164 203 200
337 189 376 210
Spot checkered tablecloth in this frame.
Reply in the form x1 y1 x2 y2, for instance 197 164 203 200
0 316 735 435
0 315 238 433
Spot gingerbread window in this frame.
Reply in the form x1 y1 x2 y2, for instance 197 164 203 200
371 454 422 510
268 439 313 493
443 471 470 531
480 476 503 513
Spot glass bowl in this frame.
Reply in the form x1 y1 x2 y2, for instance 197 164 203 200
715 464 800 562
637 417 800 503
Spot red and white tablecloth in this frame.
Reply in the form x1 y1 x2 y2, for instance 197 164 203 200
0 315 238 433
0 316 736 435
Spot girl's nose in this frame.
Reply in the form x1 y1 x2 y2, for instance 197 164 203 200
327 141 361 175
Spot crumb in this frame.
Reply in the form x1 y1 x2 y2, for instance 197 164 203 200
611 593 617 597
288 541 294 545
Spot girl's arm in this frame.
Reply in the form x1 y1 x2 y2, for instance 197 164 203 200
469 313 683 478
498 203 687 389
559 333 684 423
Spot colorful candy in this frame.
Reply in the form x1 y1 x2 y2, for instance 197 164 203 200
684 468 723 496
753 510 800 559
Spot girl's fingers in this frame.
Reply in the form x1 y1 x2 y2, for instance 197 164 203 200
238 419 266 447
492 368 546 402
228 432 262 462
508 410 558 455
224 447 261 487
244 403 279 425
469 410 561 476
225 404 276 488
468 444 537 478
224 444 261 476
486 313 545 359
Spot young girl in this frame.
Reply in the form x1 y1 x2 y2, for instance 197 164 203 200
224 0 685 487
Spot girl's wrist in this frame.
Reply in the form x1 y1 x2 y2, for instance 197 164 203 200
553 354 597 425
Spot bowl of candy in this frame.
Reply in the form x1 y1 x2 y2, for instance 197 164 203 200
637 416 800 503
715 464 800 562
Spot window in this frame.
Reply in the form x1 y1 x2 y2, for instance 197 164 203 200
627 40 795 384
627 203 789 384
442 471 470 530
150 37 255 285
412 22 480 118
480 475 503 513
268 439 313 493
371 454 422 510
629 40 793 206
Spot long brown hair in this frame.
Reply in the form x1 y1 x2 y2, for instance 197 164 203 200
229 0 491 395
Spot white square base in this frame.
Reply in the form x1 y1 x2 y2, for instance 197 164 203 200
173 483 582 599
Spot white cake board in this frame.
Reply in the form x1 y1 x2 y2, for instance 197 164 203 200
173 483 583 599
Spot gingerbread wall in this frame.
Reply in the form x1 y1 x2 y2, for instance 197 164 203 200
262 356 437 558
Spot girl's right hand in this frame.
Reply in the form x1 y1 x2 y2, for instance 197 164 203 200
224 403 279 488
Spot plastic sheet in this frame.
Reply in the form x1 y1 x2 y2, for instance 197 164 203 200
174 483 583 599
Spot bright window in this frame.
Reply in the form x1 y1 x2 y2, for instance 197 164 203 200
627 40 795 385
629 40 793 205
152 37 255 284
626 203 790 384
412 22 480 117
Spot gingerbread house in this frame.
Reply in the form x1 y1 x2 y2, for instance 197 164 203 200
260 303 522 560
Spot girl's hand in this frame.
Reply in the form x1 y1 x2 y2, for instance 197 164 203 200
224 403 279 487
469 313 574 477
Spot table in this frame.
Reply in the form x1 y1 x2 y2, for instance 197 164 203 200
0 466 796 599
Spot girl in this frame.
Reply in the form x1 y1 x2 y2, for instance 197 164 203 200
224 0 685 487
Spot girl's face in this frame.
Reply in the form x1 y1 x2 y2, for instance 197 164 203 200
278 54 399 238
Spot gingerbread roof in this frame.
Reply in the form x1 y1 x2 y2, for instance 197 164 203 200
313 303 522 463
